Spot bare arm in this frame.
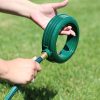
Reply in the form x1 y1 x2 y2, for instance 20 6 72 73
0 60 8 77
0 0 75 35
0 0 36 17
0 0 75 84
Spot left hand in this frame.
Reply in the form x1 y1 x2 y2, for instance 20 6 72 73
30 0 76 36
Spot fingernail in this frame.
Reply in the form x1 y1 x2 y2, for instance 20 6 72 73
32 56 37 61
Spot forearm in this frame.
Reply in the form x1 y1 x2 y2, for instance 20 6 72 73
0 0 37 18
0 60 8 79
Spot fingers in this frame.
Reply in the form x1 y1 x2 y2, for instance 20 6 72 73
32 62 41 73
70 30 76 36
31 61 41 83
61 26 76 36
51 0 68 9
61 30 76 36
63 26 72 31
35 62 41 72
61 30 71 35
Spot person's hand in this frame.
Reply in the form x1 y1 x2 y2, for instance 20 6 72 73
0 0 75 36
2 58 41 85
30 0 75 36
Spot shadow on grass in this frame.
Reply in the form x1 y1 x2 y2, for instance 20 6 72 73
0 81 57 100
20 86 57 100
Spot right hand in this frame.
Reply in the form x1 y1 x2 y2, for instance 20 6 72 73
2 58 41 85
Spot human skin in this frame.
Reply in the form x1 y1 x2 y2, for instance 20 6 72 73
0 0 75 84
0 58 41 84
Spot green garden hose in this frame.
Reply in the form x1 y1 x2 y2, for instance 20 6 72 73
4 14 79 100
42 14 79 63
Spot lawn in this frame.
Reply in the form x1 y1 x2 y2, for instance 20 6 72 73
0 0 100 100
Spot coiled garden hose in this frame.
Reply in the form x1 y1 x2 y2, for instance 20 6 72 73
4 14 79 100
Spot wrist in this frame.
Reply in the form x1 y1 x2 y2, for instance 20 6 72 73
27 3 39 19
23 1 39 18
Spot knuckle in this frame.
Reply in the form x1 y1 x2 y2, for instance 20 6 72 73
21 80 27 85
33 61 36 66
25 79 31 84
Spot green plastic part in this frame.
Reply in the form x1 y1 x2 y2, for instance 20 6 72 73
42 14 79 63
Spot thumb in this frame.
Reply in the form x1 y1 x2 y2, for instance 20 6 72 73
51 0 68 9
32 56 41 71
32 56 37 61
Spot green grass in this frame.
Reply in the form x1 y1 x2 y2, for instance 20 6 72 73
0 0 100 100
